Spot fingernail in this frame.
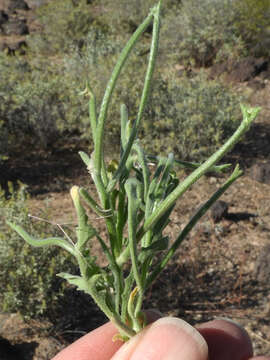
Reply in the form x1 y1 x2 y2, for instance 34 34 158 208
112 317 208 360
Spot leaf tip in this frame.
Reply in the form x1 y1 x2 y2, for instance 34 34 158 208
70 185 80 201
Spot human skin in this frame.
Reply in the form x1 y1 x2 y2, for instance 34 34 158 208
52 316 270 360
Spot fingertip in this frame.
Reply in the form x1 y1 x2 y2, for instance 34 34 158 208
196 318 253 360
112 317 208 360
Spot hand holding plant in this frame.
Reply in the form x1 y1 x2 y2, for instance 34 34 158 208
8 0 261 340
52 316 269 360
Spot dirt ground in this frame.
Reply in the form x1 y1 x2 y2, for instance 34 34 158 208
1 70 270 359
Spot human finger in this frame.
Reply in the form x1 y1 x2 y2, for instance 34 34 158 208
111 317 208 360
51 321 122 360
51 309 162 360
196 318 253 360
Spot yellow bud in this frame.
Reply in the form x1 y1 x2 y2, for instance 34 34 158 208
70 185 79 201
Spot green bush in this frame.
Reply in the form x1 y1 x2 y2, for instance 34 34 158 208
162 0 270 65
0 52 89 157
95 0 154 35
0 54 58 153
168 0 246 66
96 0 182 36
0 183 77 319
28 0 107 55
233 0 270 56
141 71 243 161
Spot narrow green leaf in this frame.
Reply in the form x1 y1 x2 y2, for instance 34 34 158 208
79 151 91 168
146 154 231 173
94 9 155 181
106 2 162 193
125 179 142 291
7 221 76 256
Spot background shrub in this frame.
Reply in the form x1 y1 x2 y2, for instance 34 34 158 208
0 52 89 157
28 0 107 55
163 0 246 66
163 0 270 66
141 71 243 161
233 0 270 57
96 0 183 36
0 183 77 319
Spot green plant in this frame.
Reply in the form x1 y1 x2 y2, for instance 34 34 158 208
142 72 243 161
8 1 260 340
97 0 182 35
172 0 246 66
0 182 77 319
0 51 89 154
233 0 270 56
28 0 107 55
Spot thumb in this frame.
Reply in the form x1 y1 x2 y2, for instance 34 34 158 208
112 317 208 360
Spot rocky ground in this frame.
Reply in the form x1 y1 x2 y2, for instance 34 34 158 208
0 0 270 359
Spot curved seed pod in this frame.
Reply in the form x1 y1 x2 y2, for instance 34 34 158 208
6 221 76 256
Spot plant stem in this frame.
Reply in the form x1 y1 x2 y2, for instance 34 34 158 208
94 10 155 187
106 2 162 193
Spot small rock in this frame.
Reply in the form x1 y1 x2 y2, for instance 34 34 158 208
210 57 269 83
230 57 268 82
0 313 27 339
34 337 65 360
209 176 217 184
210 200 229 223
250 162 270 184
